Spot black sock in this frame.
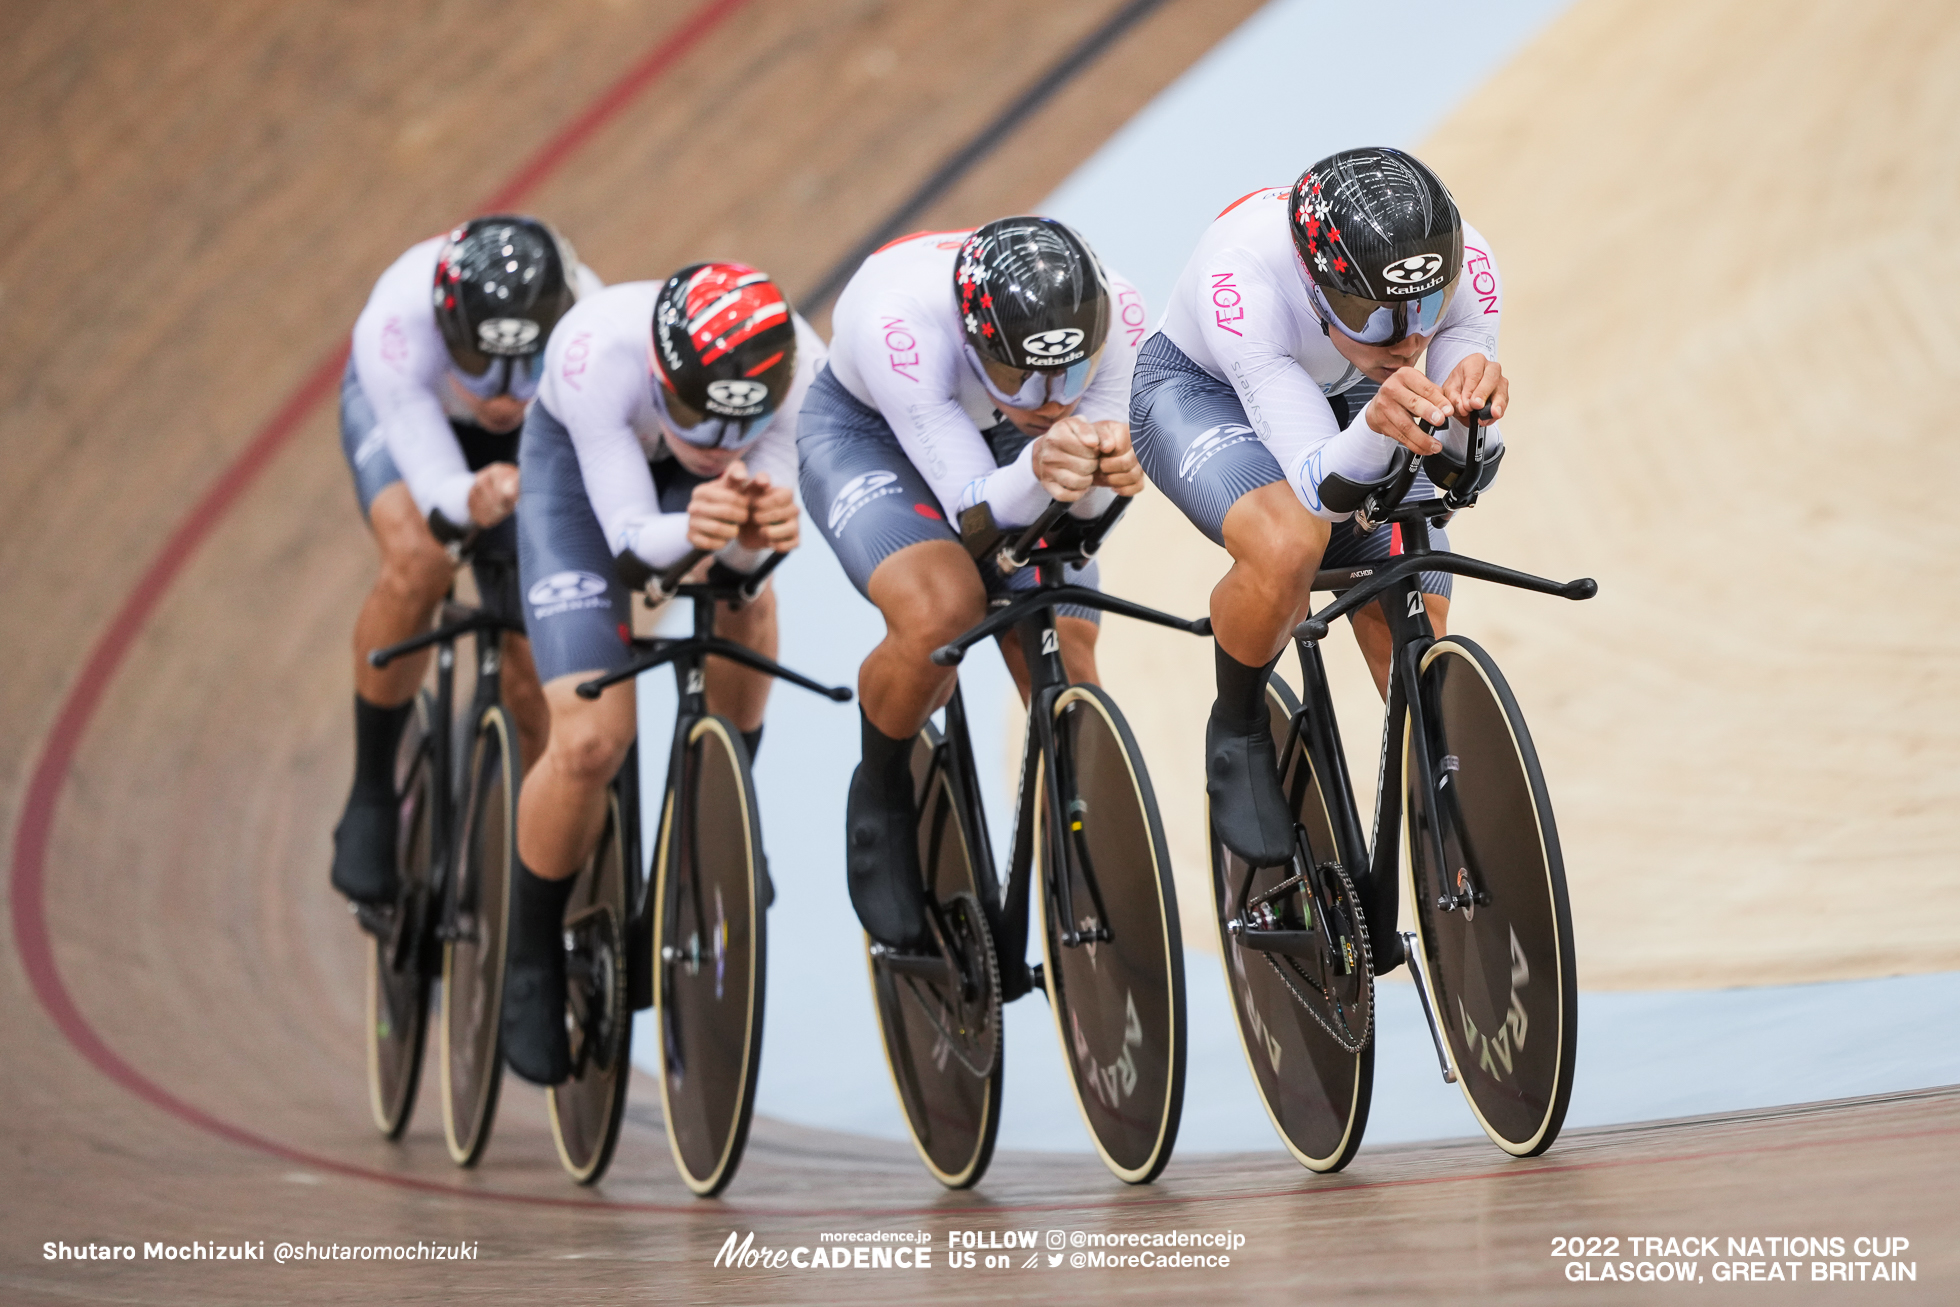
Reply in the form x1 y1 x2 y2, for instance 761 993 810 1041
741 725 763 762
508 862 577 967
1213 643 1280 733
861 712 914 792
351 696 415 801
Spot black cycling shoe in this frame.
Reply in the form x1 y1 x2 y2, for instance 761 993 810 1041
501 862 575 1084
845 763 931 951
1205 712 1298 867
330 794 399 904
501 957 571 1085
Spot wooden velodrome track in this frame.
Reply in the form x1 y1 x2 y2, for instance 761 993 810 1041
3 1 1955 1303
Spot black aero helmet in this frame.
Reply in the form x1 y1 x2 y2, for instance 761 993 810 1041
1291 148 1462 346
433 215 577 380
956 217 1110 409
649 262 797 450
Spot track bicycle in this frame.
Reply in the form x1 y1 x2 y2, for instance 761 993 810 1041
1211 406 1594 1169
360 549 527 1167
563 549 852 1192
868 498 1208 1188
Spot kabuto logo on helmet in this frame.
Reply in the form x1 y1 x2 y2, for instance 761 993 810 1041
705 378 770 415
433 215 576 377
650 263 796 444
477 318 542 354
1381 253 1445 287
956 216 1111 372
1022 328 1085 360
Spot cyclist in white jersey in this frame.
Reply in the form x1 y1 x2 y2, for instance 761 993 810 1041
332 215 597 905
1131 147 1508 891
504 262 820 1083
799 217 1145 950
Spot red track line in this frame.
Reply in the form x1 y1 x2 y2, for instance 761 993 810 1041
7 0 751 1213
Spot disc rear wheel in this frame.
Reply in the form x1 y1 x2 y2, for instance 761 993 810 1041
548 789 633 1184
1404 636 1577 1157
365 692 435 1138
438 703 515 1167
654 716 766 1197
1037 684 1184 1185
867 726 1003 1190
1211 675 1374 1172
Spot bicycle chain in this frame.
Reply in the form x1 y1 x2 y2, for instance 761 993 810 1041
1257 861 1375 1055
899 894 1000 1079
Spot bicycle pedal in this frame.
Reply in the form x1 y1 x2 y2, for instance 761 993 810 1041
1026 962 1045 993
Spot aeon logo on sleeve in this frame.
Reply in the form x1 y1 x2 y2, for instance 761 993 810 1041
528 570 610 620
1178 423 1256 479
827 470 900 534
477 318 542 354
706 378 769 415
1021 327 1084 360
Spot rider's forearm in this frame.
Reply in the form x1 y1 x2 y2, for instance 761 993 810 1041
1068 486 1116 518
1283 419 1401 523
956 440 1048 528
375 399 476 528
716 541 772 573
617 511 692 571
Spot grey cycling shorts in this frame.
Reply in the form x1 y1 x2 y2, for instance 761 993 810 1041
1129 332 1453 599
516 402 710 684
340 357 521 613
338 357 520 520
796 364 1102 623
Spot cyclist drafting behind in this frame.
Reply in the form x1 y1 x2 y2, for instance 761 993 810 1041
507 262 821 1084
331 216 594 907
1129 146 1509 885
798 217 1146 953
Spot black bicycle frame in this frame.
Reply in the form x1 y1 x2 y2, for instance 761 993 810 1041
1284 411 1596 967
928 497 1210 1000
365 557 527 956
573 554 853 1009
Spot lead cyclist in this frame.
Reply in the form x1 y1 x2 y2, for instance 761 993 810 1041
1129 147 1510 966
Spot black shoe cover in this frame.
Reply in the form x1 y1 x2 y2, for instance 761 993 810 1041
1205 712 1298 867
502 865 573 1084
502 955 570 1086
845 763 930 951
331 795 399 904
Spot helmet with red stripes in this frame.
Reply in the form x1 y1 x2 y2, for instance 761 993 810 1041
650 263 798 449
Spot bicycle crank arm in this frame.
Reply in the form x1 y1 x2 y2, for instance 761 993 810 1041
868 944 959 988
1400 929 1458 1084
1226 920 1357 974
1225 921 1315 956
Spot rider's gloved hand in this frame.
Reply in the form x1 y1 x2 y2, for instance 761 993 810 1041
738 475 799 553
467 462 520 527
1439 352 1507 421
1031 418 1102 502
686 461 756 553
1080 419 1146 497
1366 369 1451 456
